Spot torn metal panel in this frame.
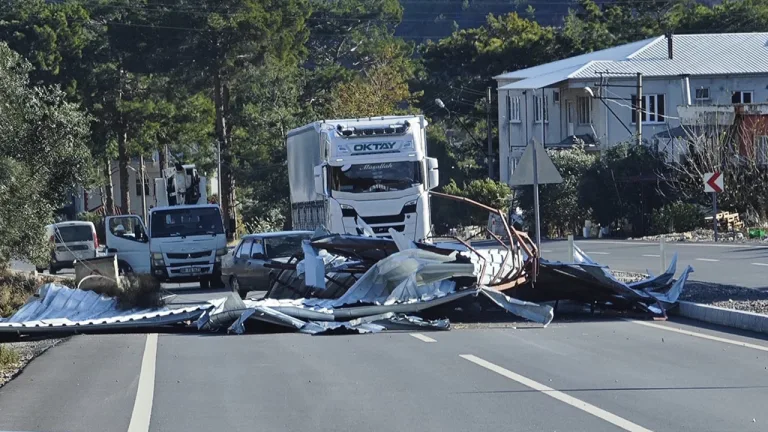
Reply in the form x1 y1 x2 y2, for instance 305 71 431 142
479 288 554 327
0 284 209 334
629 253 679 291
648 265 693 306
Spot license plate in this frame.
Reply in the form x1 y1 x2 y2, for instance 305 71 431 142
180 267 201 274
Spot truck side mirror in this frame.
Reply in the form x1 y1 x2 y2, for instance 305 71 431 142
313 164 325 195
426 157 439 190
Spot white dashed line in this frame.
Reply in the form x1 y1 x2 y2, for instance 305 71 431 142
127 333 158 432
410 333 437 343
642 254 660 257
751 263 768 267
540 249 553 253
628 320 768 353
695 258 719 262
460 355 653 432
584 251 609 255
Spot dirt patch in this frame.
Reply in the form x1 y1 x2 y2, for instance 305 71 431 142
0 270 73 317
0 338 64 388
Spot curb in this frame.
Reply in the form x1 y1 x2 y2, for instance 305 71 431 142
672 301 768 335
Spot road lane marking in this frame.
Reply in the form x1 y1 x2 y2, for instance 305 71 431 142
127 334 158 432
541 249 553 253
751 263 768 267
642 254 660 257
628 320 768 353
460 354 653 432
583 251 609 255
583 240 763 249
695 258 719 262
410 333 436 343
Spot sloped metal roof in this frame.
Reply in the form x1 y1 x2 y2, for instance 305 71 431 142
498 33 768 90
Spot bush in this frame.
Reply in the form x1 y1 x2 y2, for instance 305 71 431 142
516 147 596 238
0 345 19 370
650 202 705 234
439 178 511 228
0 269 72 318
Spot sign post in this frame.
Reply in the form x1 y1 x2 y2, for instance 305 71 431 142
703 172 724 242
509 137 563 254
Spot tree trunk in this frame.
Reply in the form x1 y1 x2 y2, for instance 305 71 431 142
158 143 167 171
118 126 130 215
103 159 115 215
213 70 235 240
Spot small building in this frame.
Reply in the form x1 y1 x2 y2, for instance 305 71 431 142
494 32 768 186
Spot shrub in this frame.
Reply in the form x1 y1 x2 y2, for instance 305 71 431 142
650 202 705 234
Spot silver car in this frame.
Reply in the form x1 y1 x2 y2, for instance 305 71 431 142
222 231 312 299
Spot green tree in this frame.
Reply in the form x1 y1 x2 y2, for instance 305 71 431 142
0 43 91 267
440 178 511 229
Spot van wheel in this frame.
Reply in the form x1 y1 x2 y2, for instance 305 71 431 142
200 277 210 290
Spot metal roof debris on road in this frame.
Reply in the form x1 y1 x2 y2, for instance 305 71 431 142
0 195 693 340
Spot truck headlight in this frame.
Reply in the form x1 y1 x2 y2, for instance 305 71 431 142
216 247 228 256
152 252 163 260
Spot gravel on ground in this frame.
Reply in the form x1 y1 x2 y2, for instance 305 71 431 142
0 338 65 389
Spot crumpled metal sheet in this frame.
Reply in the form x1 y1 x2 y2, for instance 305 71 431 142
0 284 209 333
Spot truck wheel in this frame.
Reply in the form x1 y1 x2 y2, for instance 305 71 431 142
117 261 133 276
200 277 210 290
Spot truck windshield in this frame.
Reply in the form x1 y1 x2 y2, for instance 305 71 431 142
150 208 225 238
330 161 422 193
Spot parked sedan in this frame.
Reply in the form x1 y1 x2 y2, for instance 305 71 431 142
222 231 313 299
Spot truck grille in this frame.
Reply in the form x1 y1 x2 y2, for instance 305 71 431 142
167 251 211 259
167 261 211 268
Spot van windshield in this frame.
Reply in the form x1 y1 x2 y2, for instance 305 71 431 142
54 226 92 243
150 208 225 238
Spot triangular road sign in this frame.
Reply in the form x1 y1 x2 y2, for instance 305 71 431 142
508 137 563 186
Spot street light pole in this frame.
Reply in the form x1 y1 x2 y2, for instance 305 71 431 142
217 140 222 206
486 86 493 180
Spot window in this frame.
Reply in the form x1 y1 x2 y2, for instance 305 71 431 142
757 136 768 166
553 91 560 103
732 91 753 104
135 173 151 196
695 87 710 101
577 96 592 124
149 207 225 238
507 94 521 122
108 215 147 242
236 239 253 258
265 234 310 258
534 94 549 123
566 101 573 124
631 94 666 124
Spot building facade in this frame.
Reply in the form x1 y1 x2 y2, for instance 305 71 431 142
494 33 768 186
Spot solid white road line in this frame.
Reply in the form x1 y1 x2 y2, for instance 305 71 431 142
695 258 719 262
584 251 609 255
127 334 158 432
460 355 653 432
642 254 660 257
583 240 763 249
751 263 768 267
410 333 437 343
628 320 768 353
540 249 553 253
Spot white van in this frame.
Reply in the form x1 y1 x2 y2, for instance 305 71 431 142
39 221 99 274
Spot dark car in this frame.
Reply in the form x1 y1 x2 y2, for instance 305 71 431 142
222 231 313 299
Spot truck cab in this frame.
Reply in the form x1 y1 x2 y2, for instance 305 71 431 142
105 204 227 288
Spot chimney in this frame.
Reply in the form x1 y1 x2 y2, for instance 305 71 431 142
666 32 673 60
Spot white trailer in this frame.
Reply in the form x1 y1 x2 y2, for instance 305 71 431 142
287 115 439 241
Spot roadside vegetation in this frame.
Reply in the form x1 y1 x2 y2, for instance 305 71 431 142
3 0 768 256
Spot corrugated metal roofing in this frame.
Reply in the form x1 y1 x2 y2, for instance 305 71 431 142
498 33 768 90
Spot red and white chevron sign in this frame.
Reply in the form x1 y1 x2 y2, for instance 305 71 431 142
703 172 723 193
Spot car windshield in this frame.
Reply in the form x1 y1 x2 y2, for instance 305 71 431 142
265 235 309 258
330 161 422 193
150 207 225 238
54 226 92 243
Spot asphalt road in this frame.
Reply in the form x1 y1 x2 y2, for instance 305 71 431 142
4 240 768 431
536 239 768 290
2 314 768 432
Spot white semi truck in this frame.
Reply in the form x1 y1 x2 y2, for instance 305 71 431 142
104 163 227 288
287 115 439 241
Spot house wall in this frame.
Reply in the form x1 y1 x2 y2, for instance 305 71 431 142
497 74 768 185
75 161 162 215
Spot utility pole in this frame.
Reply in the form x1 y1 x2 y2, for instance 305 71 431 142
486 86 493 179
636 72 643 146
139 154 147 222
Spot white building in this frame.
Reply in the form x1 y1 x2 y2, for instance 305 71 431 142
494 32 768 185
